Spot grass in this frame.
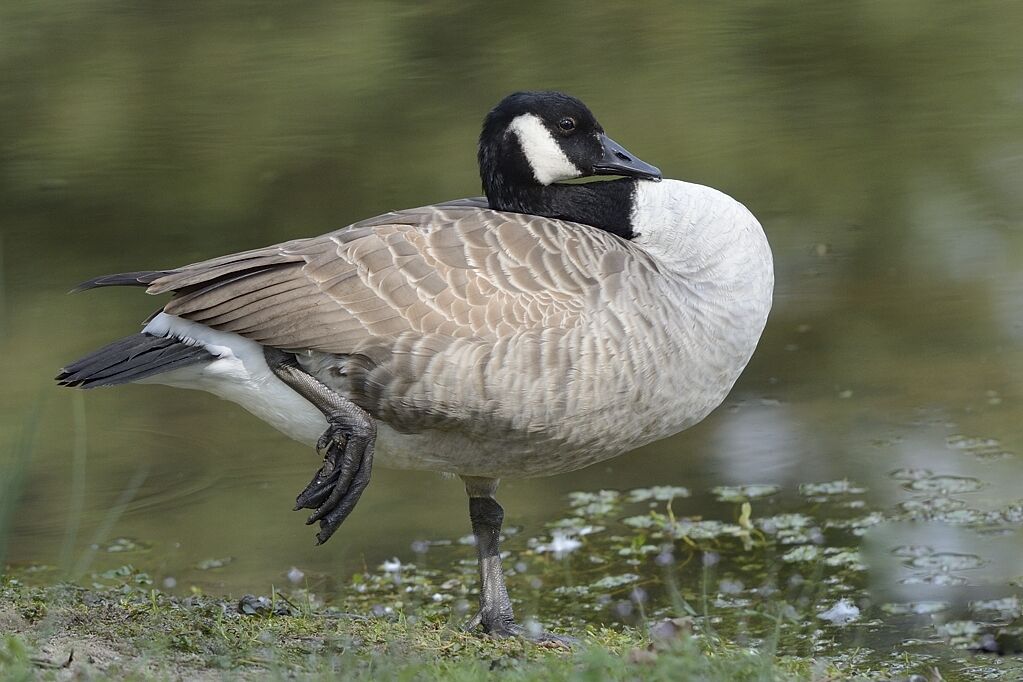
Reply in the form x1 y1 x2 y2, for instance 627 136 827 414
0 571 838 681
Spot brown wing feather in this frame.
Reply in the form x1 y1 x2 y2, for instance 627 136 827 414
149 201 642 354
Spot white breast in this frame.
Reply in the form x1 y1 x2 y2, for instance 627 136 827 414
630 179 775 354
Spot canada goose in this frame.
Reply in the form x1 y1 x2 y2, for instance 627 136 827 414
56 91 774 640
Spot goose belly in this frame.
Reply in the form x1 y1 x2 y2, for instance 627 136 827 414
135 314 746 479
137 314 517 473
303 330 746 479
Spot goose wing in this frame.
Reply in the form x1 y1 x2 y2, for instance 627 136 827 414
129 200 642 354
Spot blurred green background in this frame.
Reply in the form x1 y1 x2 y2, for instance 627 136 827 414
1 1 1022 597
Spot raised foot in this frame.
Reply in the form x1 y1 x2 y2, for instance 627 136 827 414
294 415 375 545
465 610 577 647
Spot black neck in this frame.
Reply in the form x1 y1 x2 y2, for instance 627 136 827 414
485 180 638 240
479 132 637 239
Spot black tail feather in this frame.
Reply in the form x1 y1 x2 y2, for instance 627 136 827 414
71 271 172 293
56 333 214 388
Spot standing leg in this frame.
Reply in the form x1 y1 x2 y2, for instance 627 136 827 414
265 348 375 545
461 476 576 644
462 476 518 636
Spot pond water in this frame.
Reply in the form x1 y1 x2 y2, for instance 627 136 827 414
2 2 1022 677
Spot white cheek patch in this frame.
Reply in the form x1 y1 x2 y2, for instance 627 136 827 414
508 113 582 185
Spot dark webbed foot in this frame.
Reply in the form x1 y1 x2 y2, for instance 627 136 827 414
465 609 576 646
264 348 376 545
295 415 375 544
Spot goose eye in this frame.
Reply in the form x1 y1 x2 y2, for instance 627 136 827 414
558 117 576 132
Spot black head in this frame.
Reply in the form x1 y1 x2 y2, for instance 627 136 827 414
478 91 660 208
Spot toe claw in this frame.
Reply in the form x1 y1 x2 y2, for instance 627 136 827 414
294 423 375 545
295 482 335 511
294 443 347 510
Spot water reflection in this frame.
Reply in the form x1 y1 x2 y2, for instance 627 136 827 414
2 0 1022 670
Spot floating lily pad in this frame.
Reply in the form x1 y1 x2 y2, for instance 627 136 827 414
673 519 743 540
1000 504 1023 523
758 514 822 544
823 548 866 570
900 573 970 586
908 552 985 571
712 484 781 502
195 557 234 570
617 544 660 557
825 512 886 534
946 435 1013 460
567 490 620 516
98 565 137 579
548 516 605 536
888 468 933 481
881 601 950 615
781 545 820 562
627 486 691 502
623 515 659 530
930 508 994 526
757 513 813 531
904 476 984 494
799 480 866 496
938 620 984 648
898 497 967 515
591 573 641 590
96 537 151 553
971 596 1021 618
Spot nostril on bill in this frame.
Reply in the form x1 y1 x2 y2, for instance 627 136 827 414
615 151 631 161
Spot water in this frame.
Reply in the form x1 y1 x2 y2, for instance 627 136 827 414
2 1 1022 674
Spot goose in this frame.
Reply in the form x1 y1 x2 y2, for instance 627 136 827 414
56 91 774 640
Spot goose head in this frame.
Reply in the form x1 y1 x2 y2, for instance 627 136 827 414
478 91 661 225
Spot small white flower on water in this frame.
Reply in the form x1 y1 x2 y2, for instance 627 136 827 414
538 531 582 559
432 592 444 603
819 598 860 625
381 558 403 573
286 567 304 584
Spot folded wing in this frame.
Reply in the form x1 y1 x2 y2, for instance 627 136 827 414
84 200 644 354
